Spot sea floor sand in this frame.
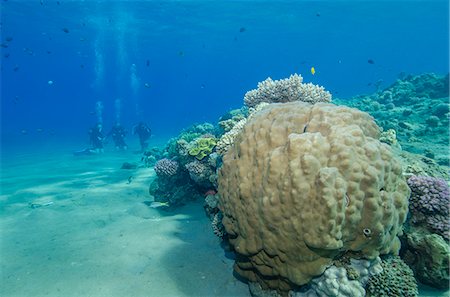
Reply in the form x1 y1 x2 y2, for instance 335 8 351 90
0 147 250 297
0 145 448 297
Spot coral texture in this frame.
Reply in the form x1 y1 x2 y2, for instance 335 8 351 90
243 74 331 108
407 175 450 240
188 137 217 160
154 158 179 178
402 231 449 289
366 256 418 297
216 118 247 155
218 102 409 292
306 266 365 297
185 160 215 188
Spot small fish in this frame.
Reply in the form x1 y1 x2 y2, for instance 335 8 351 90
149 201 170 208
37 128 44 132
239 27 246 33
62 28 69 33
178 51 184 56
367 59 375 64
80 37 86 41
200 83 205 89
80 64 85 68
4 53 10 58
48 80 54 85
47 50 51 54
310 66 315 75
29 201 54 209
127 176 133 184
13 65 19 71
5 36 13 42
144 83 150 88
57 1 60 4
21 129 28 135
316 12 320 17
146 59 150 67
1 43 8 48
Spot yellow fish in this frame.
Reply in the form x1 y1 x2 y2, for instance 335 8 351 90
311 67 316 75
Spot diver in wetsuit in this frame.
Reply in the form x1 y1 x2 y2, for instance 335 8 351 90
108 122 128 150
88 123 105 153
133 122 151 152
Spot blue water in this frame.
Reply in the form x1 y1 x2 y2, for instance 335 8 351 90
0 1 449 297
1 0 448 148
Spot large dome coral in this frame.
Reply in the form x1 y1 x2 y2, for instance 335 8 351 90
218 102 410 292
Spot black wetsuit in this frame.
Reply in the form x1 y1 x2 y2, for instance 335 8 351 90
109 125 127 150
89 126 104 150
133 123 151 152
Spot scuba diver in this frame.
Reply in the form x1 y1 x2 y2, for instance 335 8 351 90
133 122 151 152
107 122 128 150
74 123 105 156
88 123 105 153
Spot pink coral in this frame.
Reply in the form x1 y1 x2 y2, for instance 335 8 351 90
407 175 449 240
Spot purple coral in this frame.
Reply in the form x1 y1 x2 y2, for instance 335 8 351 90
407 175 450 240
154 158 179 178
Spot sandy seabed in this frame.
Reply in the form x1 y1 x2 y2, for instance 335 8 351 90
0 145 249 297
0 144 448 297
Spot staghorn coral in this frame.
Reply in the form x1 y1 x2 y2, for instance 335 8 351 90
243 74 331 108
154 158 179 178
407 175 450 240
218 102 409 293
365 256 418 297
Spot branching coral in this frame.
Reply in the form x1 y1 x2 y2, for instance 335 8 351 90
243 74 331 108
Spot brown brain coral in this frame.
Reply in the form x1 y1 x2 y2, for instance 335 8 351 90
218 102 409 292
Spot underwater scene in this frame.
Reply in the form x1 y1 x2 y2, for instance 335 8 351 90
1 1 449 297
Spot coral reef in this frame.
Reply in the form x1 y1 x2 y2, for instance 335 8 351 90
185 159 215 188
401 230 450 289
243 74 332 108
365 256 418 297
188 137 217 160
379 129 400 149
407 175 449 240
300 266 366 297
218 108 247 132
211 212 226 238
154 158 179 178
335 73 449 166
148 122 220 207
250 257 383 297
394 150 449 180
218 102 409 292
216 118 247 155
